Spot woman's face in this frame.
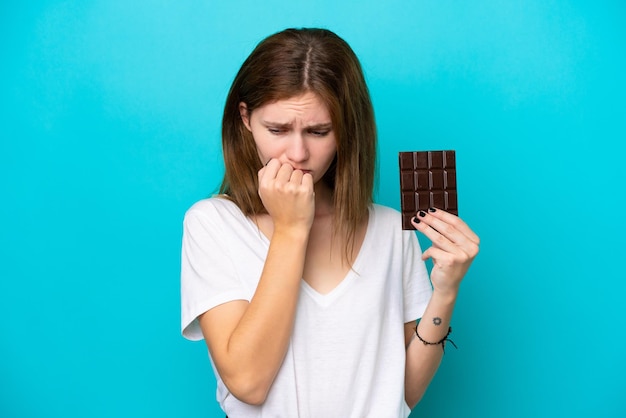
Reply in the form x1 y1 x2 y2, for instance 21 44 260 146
240 91 337 184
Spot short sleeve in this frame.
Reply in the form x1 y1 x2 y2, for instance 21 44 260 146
402 230 433 323
180 205 249 341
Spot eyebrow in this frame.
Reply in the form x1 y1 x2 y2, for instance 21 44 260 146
261 120 333 130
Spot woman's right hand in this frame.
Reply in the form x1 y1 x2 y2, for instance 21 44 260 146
258 159 315 232
196 159 314 404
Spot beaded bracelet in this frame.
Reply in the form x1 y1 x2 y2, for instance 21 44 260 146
414 325 458 353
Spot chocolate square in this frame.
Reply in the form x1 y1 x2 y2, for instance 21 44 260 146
399 150 458 230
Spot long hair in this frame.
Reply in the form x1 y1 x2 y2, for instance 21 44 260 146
220 28 377 260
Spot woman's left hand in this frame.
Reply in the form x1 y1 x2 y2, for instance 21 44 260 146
410 208 480 296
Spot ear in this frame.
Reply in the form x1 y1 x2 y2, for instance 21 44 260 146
239 102 252 131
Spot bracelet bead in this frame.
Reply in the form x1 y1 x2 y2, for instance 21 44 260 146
414 325 457 353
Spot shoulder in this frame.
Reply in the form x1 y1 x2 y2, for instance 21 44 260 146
370 203 402 227
368 204 418 244
185 195 240 220
186 195 237 214
183 196 246 231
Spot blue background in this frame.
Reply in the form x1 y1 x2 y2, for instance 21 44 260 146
2 1 625 417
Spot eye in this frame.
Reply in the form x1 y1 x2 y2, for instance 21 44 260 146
268 127 285 135
309 130 330 137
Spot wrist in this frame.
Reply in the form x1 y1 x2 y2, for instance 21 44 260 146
413 324 457 353
430 288 459 305
272 224 311 243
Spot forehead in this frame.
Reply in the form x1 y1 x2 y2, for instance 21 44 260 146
255 91 331 122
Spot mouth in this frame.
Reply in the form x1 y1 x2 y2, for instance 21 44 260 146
264 159 313 175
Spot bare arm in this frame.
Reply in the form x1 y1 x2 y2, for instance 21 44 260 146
199 161 315 405
404 208 480 408
404 293 456 407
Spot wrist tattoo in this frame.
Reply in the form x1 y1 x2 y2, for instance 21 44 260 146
433 317 442 326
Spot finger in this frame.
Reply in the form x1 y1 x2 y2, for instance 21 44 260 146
411 214 456 253
414 209 474 247
301 172 314 190
421 246 472 289
427 212 463 245
276 163 295 183
290 169 304 184
411 212 479 258
421 245 470 266
427 208 480 245
259 158 280 182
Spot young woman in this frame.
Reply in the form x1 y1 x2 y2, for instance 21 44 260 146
181 28 479 418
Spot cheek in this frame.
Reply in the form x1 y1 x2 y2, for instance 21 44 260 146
322 138 338 160
251 131 276 161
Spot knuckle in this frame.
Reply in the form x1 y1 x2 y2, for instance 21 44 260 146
456 252 470 263
433 233 447 246
440 254 455 267
469 243 479 257
440 224 455 237
450 216 464 228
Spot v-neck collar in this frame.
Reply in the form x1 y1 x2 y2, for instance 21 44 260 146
300 207 374 307
243 204 375 307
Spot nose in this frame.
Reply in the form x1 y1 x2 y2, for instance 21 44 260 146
285 134 309 163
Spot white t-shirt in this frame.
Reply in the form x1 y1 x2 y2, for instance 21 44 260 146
181 197 433 418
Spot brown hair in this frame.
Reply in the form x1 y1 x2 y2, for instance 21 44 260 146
219 28 377 259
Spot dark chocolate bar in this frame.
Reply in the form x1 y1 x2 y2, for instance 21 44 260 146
399 150 458 230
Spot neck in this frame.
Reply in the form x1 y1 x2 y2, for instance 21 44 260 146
313 182 334 217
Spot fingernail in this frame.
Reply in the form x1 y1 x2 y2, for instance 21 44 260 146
412 216 420 224
428 207 436 212
418 210 426 217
